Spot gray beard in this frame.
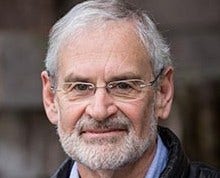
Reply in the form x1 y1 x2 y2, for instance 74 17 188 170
57 112 157 170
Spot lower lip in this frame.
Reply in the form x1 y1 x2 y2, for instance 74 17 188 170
81 130 126 139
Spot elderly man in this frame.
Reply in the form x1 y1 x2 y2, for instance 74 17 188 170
41 0 219 177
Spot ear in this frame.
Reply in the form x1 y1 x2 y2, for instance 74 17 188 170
155 67 174 120
41 71 59 125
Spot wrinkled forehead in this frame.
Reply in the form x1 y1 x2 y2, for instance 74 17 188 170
57 20 152 82
59 20 146 51
58 20 148 56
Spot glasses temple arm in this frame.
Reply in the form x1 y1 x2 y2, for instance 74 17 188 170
149 67 165 86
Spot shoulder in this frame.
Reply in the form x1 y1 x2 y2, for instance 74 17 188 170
189 162 220 177
158 127 220 178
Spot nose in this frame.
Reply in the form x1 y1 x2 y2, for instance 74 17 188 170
85 88 118 121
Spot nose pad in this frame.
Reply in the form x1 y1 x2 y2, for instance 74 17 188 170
85 88 118 121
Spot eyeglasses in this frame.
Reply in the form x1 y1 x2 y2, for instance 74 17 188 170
52 68 164 102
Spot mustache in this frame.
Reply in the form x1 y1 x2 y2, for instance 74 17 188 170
75 115 132 133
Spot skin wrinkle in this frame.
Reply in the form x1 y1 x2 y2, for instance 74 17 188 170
103 22 127 80
55 20 156 135
41 1 176 177
42 20 173 178
101 23 114 82
58 106 157 176
111 22 152 82
58 21 151 86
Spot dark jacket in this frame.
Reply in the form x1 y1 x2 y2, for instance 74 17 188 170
51 127 220 178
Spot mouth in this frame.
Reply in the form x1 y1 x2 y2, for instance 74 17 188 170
81 128 127 134
80 128 128 139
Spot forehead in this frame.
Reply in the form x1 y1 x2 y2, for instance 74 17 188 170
58 21 152 82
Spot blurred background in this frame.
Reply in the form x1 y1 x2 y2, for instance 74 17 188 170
0 0 219 177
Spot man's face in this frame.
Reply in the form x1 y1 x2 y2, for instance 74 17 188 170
52 21 158 169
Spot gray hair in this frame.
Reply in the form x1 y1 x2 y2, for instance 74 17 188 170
45 0 172 82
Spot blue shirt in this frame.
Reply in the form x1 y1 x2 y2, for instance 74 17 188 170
69 135 168 178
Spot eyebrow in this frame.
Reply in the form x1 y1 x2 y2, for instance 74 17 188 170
108 72 142 82
63 72 143 83
63 74 91 83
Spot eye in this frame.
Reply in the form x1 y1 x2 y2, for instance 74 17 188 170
74 83 91 91
108 81 134 92
115 82 132 90
71 83 94 92
107 80 146 93
60 82 95 100
62 82 93 93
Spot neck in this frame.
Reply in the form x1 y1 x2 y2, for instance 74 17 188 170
78 140 157 178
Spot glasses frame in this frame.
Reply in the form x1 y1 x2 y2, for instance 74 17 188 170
50 67 164 101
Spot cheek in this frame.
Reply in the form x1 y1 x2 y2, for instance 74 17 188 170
57 101 87 133
117 97 154 137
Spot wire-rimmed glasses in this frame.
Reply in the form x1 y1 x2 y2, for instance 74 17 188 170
51 68 164 102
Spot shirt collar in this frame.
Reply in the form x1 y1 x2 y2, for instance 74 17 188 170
145 135 168 178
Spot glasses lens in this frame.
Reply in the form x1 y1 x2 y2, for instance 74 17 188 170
62 82 94 100
108 80 146 100
59 79 148 102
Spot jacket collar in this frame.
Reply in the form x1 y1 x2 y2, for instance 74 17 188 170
158 126 190 177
